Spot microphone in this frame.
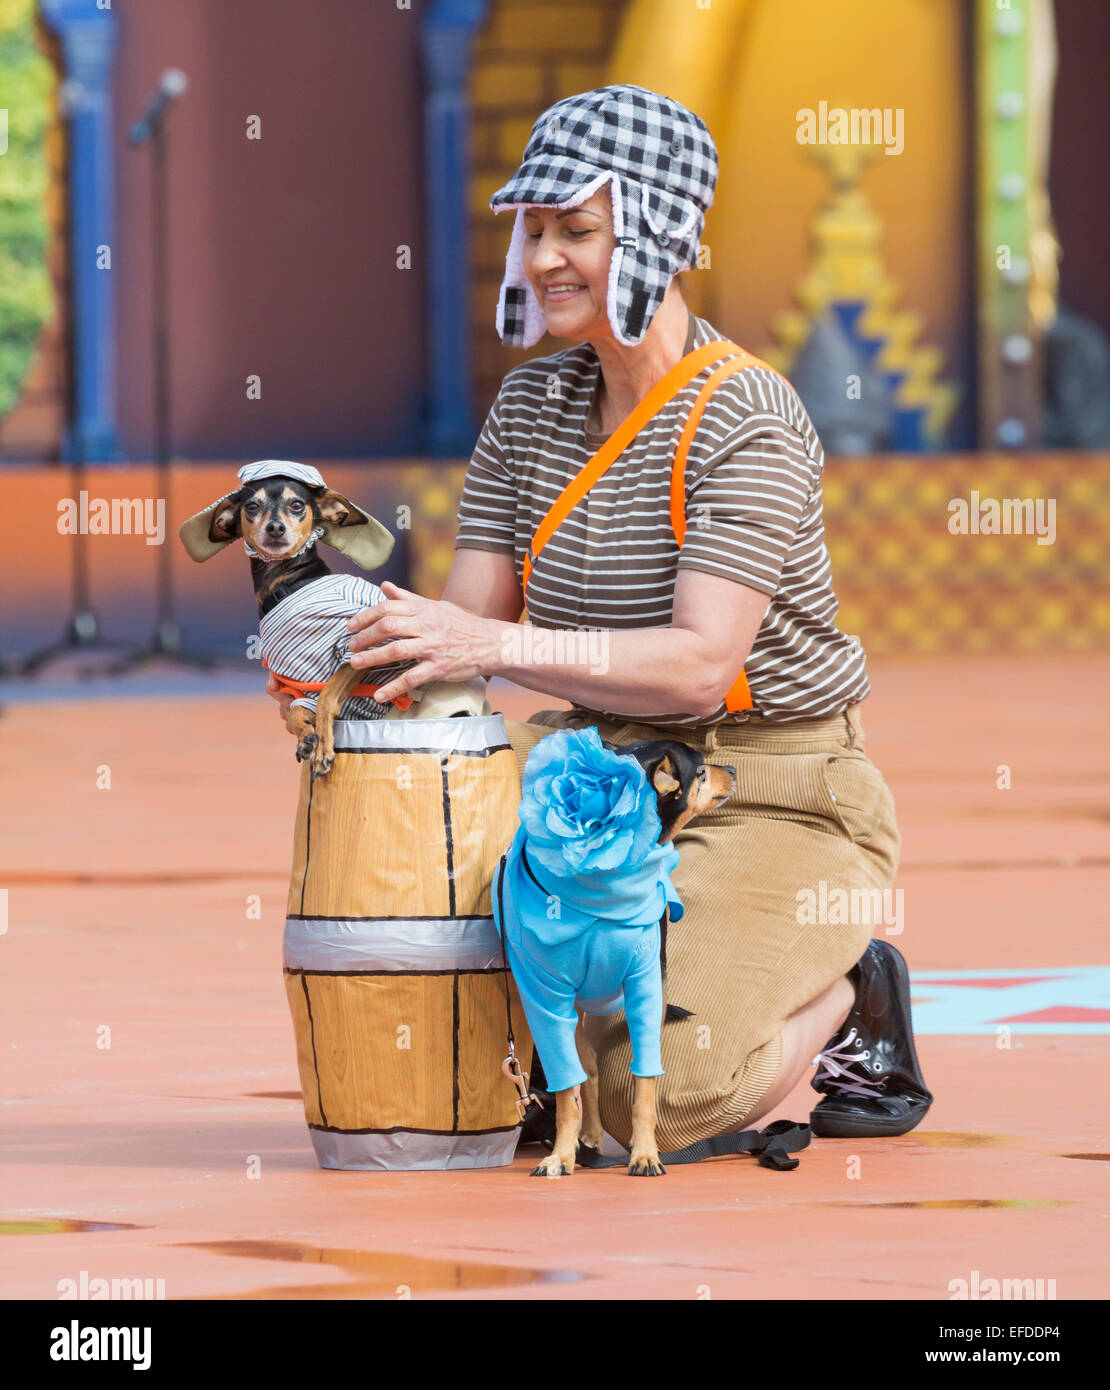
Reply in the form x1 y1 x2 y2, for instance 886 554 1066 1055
129 69 188 145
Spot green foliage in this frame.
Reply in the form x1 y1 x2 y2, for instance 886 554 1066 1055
0 0 55 417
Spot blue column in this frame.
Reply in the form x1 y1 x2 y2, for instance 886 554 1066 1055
421 0 490 457
40 0 120 461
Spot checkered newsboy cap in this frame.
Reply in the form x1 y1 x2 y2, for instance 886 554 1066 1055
490 84 719 349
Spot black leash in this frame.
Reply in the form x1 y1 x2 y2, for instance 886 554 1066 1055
572 1119 811 1172
494 851 544 1120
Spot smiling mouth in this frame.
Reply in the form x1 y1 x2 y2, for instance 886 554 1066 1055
544 285 584 299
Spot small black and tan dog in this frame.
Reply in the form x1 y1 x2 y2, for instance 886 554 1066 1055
178 461 487 774
529 737 736 1178
205 474 384 769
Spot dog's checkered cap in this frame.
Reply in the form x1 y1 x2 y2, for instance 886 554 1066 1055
489 85 718 349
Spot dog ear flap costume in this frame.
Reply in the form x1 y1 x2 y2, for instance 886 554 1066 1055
178 459 395 570
490 84 718 349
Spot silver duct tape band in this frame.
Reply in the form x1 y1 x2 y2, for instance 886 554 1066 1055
332 714 510 755
309 1126 520 1171
284 915 505 973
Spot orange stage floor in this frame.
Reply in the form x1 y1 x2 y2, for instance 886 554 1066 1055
0 652 1107 1300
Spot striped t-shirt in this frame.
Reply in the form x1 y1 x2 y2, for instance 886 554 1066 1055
259 572 415 720
454 310 869 727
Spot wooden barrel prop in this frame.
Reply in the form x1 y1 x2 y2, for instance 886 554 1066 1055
283 714 532 1170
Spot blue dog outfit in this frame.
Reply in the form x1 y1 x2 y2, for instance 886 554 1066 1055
493 822 685 1094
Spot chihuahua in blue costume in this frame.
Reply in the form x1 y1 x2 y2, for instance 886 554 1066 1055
493 727 736 1177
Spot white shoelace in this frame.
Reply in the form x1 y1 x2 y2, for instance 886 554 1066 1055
811 1026 887 1099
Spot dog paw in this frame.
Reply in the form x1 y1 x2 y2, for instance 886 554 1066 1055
309 749 334 777
296 732 318 763
627 1153 666 1177
531 1152 575 1178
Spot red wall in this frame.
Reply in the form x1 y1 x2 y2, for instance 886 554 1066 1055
114 0 429 461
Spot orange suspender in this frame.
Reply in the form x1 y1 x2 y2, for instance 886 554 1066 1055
521 339 740 593
523 339 785 715
668 349 782 712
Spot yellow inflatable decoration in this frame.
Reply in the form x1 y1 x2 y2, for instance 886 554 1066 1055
608 0 967 448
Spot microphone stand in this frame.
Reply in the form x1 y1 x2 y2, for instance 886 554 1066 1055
100 79 215 674
16 450 139 675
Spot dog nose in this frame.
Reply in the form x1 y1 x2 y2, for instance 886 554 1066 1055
265 521 286 536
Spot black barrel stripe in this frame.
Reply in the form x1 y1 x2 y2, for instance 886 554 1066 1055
440 755 457 919
308 1122 518 1137
298 771 315 916
452 975 460 1134
286 913 494 923
331 743 513 758
300 973 328 1129
284 966 509 978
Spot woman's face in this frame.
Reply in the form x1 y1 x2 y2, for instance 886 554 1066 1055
520 186 615 343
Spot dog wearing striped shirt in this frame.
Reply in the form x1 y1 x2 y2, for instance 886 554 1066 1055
178 462 488 775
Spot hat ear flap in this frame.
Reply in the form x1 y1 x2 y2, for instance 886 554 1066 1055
495 208 547 348
315 490 395 571
608 179 690 347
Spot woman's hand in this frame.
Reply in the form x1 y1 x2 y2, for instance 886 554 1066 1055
346 580 499 703
265 671 299 735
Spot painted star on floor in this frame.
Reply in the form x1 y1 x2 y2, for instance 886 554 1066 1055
908 966 1110 1035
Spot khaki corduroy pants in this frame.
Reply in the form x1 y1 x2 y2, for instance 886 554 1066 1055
503 701 902 1152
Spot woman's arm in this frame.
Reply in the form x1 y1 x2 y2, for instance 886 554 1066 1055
440 546 524 622
347 565 770 721
483 568 769 719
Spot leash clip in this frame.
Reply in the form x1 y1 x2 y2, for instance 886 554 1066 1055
502 1043 540 1122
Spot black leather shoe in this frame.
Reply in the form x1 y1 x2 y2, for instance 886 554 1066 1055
809 939 933 1138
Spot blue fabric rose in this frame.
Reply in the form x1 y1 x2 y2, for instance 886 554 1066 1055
519 726 662 878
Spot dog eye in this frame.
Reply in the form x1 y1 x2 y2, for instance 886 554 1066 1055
244 502 259 516
289 501 305 514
